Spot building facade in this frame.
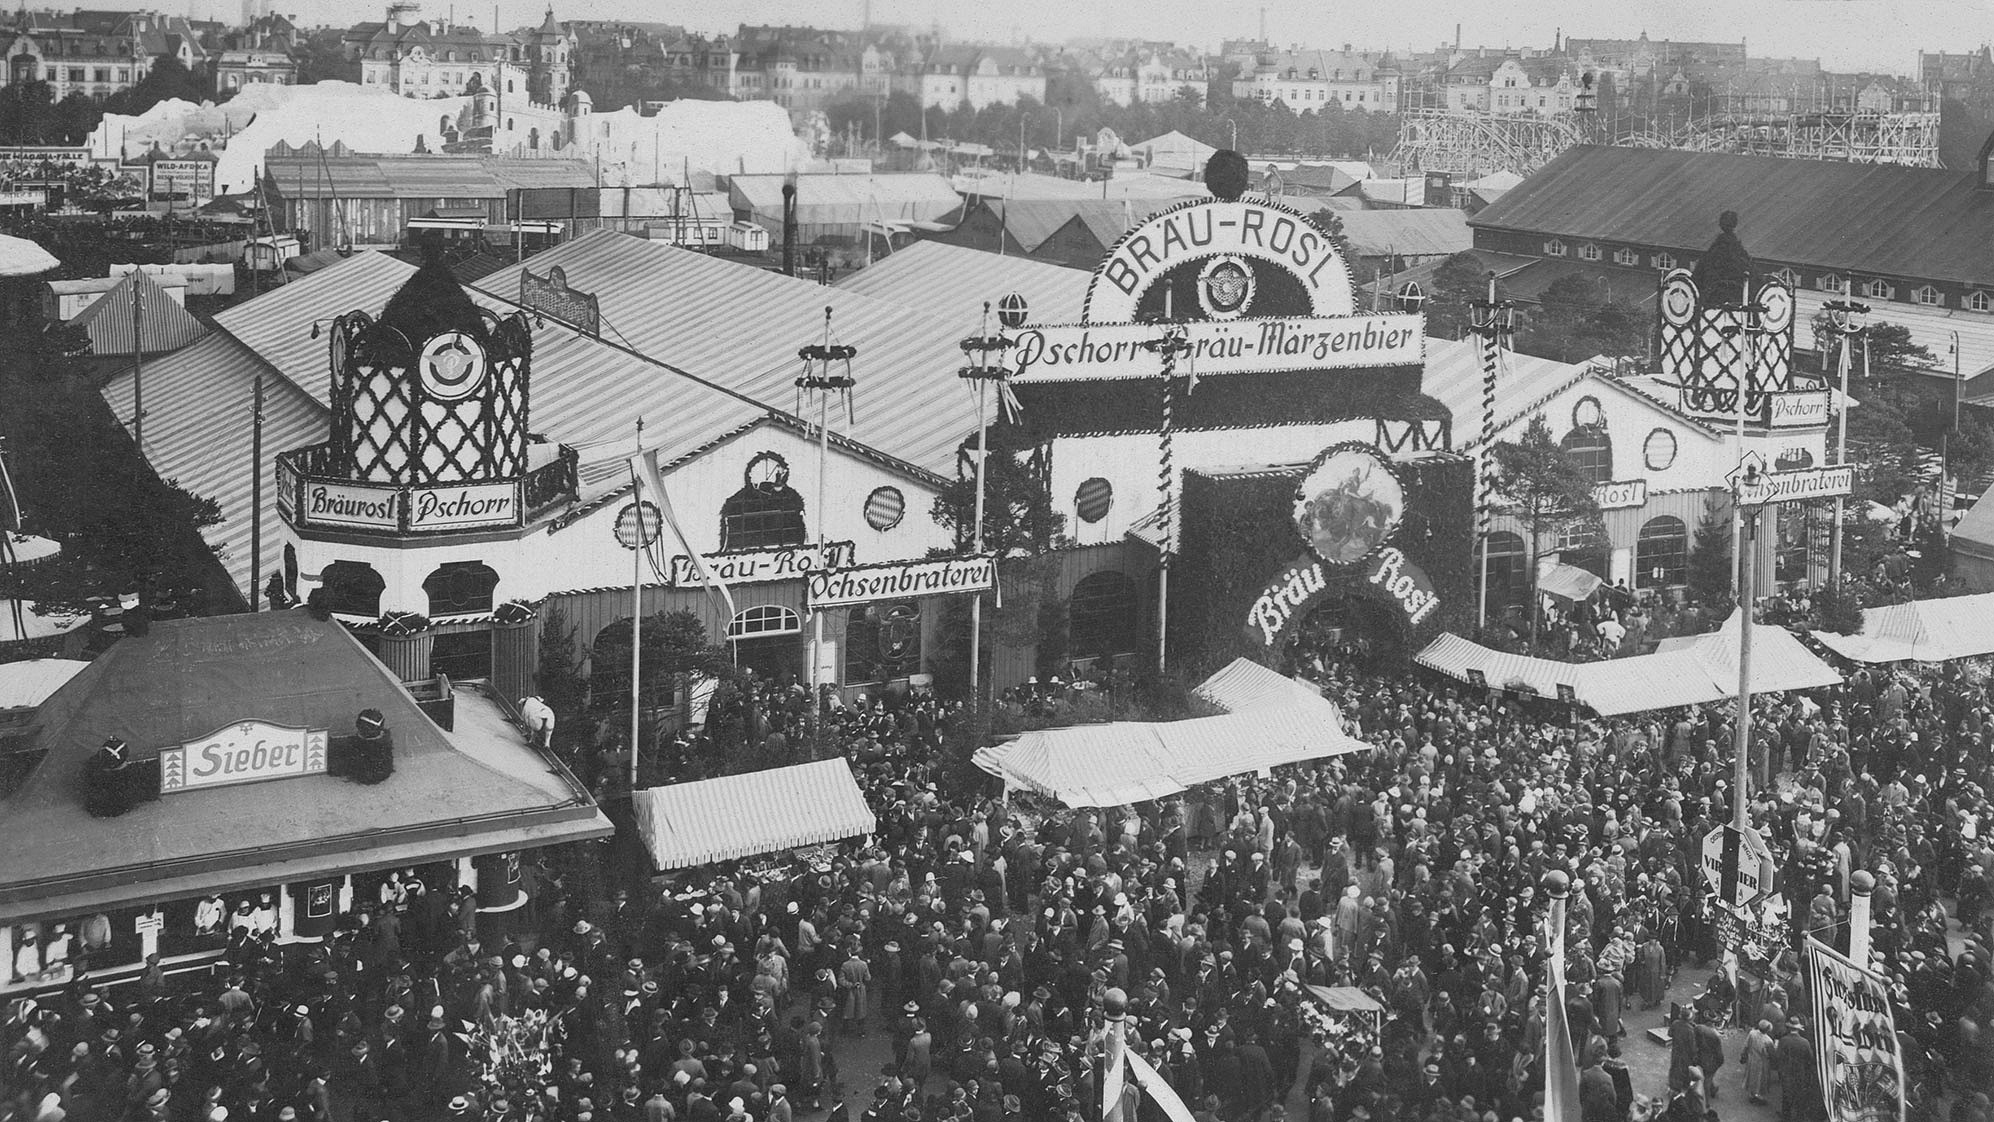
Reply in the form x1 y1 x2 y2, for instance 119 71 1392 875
2 9 205 101
341 4 573 103
1232 47 1400 110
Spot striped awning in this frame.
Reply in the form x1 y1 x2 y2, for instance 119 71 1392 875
1811 591 1994 663
632 759 877 870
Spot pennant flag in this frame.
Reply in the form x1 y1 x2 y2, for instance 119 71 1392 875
630 446 736 624
1545 908 1583 1122
1124 1049 1197 1122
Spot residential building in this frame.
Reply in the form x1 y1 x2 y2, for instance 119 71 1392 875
897 44 1044 111
1233 46 1399 111
1919 46 1994 102
1091 45 1208 106
213 49 295 90
340 4 572 104
2 9 207 100
1566 32 1746 88
1486 55 1581 115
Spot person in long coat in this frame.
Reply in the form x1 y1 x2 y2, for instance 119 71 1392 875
837 950 871 1036
1742 1019 1776 1104
1635 935 1668 1010
1774 1020 1823 1122
1592 972 1625 1039
1667 1009 1697 1093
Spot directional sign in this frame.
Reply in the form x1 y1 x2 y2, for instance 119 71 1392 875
1727 451 1854 507
1702 823 1776 909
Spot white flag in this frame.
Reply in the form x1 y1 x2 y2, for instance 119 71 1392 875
629 447 735 623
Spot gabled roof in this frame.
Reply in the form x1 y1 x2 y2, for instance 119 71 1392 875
1337 208 1473 258
70 269 208 357
1472 145 1994 288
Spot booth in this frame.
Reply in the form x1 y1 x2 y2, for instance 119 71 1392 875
631 758 877 870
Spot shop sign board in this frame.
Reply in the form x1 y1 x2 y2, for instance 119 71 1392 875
409 481 518 531
151 159 214 202
1591 480 1648 510
808 554 997 609
1245 547 1442 649
1767 390 1831 428
1007 315 1424 382
1729 452 1854 507
276 455 299 520
300 480 400 530
160 720 329 793
1087 198 1356 321
672 540 855 587
1700 823 1775 907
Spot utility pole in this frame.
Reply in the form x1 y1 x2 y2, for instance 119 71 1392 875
957 303 1013 702
1822 299 1866 585
249 374 264 609
130 276 145 456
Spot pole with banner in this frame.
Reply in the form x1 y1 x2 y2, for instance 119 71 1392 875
1543 870 1582 1122
1139 296 1192 675
958 302 1015 702
615 421 663 793
1805 935 1906 1122
1467 275 1513 629
797 309 857 751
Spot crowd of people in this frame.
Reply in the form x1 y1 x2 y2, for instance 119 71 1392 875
5 646 1993 1122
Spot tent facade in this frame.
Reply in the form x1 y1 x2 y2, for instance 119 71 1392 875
632 759 877 869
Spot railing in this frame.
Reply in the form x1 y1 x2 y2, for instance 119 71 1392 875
277 442 579 536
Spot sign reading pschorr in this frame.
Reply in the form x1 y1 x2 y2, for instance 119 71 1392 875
809 555 997 609
1008 315 1423 382
409 482 518 531
671 541 856 587
159 720 329 794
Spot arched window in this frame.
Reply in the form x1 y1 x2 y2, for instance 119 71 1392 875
844 601 922 683
1560 426 1614 484
1577 242 1601 261
1968 291 1992 312
1477 532 1526 618
319 560 384 616
1636 515 1688 589
423 561 499 616
1612 247 1638 266
719 452 807 550
728 605 802 639
1543 238 1566 257
589 618 672 708
1862 278 1894 300
1654 252 1676 270
1068 570 1139 658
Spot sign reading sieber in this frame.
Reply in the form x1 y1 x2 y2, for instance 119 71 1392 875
1007 314 1423 382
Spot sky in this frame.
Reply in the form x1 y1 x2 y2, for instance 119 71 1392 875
188 0 1990 75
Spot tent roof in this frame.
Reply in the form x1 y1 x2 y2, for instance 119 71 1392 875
69 268 208 356
832 240 1090 328
1416 608 1841 715
974 661 1366 807
0 611 608 922
0 658 88 710
1810 591 1994 663
632 758 876 869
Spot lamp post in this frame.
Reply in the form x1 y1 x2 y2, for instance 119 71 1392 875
1822 299 1867 585
1467 274 1514 630
1731 452 1765 833
958 301 1017 702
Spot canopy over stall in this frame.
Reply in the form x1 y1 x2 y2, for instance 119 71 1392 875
1416 608 1841 715
1810 591 1994 663
632 758 878 870
974 660 1367 808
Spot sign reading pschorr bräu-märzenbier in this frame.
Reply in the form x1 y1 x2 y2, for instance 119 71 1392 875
159 719 329 794
809 555 997 610
671 541 856 587
1007 315 1423 382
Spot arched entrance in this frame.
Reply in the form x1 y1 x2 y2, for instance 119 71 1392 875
1280 591 1409 678
727 605 803 684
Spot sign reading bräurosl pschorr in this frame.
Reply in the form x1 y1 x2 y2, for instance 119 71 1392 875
808 555 998 609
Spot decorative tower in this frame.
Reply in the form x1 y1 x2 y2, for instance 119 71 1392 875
1658 211 1801 426
528 8 572 104
276 256 578 697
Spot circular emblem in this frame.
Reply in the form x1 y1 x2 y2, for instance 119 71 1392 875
1757 282 1793 335
996 292 1030 329
614 501 662 549
1660 274 1697 327
418 331 488 402
863 485 905 531
1293 444 1405 565
1197 255 1256 320
1075 478 1113 524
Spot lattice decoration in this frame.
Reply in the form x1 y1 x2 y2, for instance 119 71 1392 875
329 309 534 485
1658 271 1799 422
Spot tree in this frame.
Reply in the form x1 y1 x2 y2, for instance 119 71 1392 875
1489 414 1604 644
295 28 352 85
1522 273 1648 364
930 420 1066 559
1686 492 1735 612
1423 251 1493 340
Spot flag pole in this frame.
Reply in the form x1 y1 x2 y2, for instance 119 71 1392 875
1543 869 1581 1122
630 417 644 794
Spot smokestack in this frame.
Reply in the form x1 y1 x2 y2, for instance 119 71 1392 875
1259 6 1266 43
782 172 798 276
1455 23 1461 50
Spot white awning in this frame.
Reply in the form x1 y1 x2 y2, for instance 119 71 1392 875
1811 591 1994 663
632 758 877 869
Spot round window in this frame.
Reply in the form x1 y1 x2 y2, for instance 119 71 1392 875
863 485 904 531
1075 478 1113 524
1643 428 1678 472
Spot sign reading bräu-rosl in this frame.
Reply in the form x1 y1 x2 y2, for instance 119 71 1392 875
671 541 856 587
1087 198 1356 321
1244 547 1441 649
808 555 997 609
159 720 329 793
1006 315 1423 382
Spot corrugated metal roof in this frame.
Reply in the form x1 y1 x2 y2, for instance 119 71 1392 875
727 172 962 224
1472 145 1994 288
1337 208 1473 259
70 268 208 356
632 759 876 868
475 230 980 476
1422 337 1718 450
213 253 418 405
1789 286 1994 386
265 156 596 200
834 240 1091 328
103 333 325 606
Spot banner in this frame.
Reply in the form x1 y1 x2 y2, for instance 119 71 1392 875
1806 936 1906 1122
